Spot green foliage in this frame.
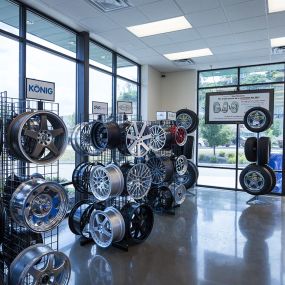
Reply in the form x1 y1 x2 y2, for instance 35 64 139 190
227 156 236 164
239 154 247 164
118 82 137 102
199 154 205 161
265 120 281 138
227 153 235 158
210 156 218 163
219 151 226 157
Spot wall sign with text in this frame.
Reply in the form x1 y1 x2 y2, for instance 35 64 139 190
156 111 167 120
167 111 176 121
205 89 274 124
92 101 108 115
117 101 133 114
26 78 55 101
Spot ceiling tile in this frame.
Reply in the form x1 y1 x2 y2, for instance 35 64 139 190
268 11 285 28
141 34 173 46
186 8 227 27
167 28 201 43
79 16 118 33
197 23 232 37
107 8 149 26
230 16 267 33
131 0 163 6
131 48 161 57
234 29 268 43
219 0 255 7
205 34 237 47
138 0 182 21
224 0 265 21
175 0 220 14
97 28 138 42
215 48 269 60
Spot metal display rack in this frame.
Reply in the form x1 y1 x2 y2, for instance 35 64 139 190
0 92 61 284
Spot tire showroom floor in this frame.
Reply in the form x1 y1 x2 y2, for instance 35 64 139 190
59 188 284 285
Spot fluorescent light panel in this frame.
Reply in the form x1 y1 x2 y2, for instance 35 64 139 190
127 16 191 37
164 48 213 60
268 0 285 13
271 37 285 47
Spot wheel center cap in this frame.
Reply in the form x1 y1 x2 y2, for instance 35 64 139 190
38 130 52 145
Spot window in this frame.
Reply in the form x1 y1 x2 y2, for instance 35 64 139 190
117 56 138 82
0 0 19 35
90 42 112 72
26 11 77 57
0 35 19 96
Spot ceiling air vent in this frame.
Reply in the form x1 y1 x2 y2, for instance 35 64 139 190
173 58 195 66
87 0 132 12
271 46 285 55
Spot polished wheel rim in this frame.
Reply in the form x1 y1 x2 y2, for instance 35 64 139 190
176 113 192 130
169 183 186 205
149 125 166 151
10 244 71 285
91 122 108 150
247 110 266 129
127 163 152 199
10 179 68 232
244 171 265 191
175 155 188 175
147 157 166 185
126 122 151 157
8 111 68 164
175 127 187 146
90 207 125 248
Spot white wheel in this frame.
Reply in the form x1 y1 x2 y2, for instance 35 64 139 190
149 125 166 151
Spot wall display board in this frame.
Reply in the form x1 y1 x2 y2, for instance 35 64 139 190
92 101 108 115
156 111 167 120
205 89 274 124
167 111 176 121
26 78 55 101
117 101 133 114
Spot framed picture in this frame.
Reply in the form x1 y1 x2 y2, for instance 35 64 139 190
156 111 167 120
92 101 108 115
117 101 133 114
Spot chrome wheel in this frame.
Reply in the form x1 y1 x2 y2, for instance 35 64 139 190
244 171 265 192
169 183 186 205
126 122 151 157
7 111 68 164
10 178 68 232
71 122 101 156
89 164 124 201
10 244 70 285
246 110 266 129
175 155 188 175
149 125 166 151
90 207 125 248
126 163 152 199
176 113 192 130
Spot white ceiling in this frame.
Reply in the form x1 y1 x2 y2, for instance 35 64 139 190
21 0 285 72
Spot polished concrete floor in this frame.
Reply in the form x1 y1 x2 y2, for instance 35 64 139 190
59 188 285 285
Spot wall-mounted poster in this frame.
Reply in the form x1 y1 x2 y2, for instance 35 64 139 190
167 111 176 121
205 89 274 124
26 78 55 101
156 111 167 120
117 101 133 114
92 101 108 115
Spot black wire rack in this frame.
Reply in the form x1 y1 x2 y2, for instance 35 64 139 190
0 92 61 284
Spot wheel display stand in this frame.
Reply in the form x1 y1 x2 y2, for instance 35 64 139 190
0 92 61 284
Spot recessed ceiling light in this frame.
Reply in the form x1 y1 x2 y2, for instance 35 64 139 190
164 48 213 61
127 16 192 38
271 37 285 47
268 0 285 13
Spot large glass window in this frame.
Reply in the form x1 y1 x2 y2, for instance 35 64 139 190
89 42 112 72
117 56 138 82
0 0 19 35
197 64 284 194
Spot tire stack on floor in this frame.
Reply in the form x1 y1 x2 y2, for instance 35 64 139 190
240 107 276 196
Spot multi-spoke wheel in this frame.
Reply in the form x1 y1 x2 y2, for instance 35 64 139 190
121 203 154 244
71 122 101 156
89 164 124 201
243 171 265 190
147 156 174 185
244 107 272 133
126 122 151 157
149 125 166 151
176 109 198 133
175 155 188 175
126 163 152 199
7 111 68 164
10 178 68 232
10 244 71 285
169 183 186 205
90 207 125 248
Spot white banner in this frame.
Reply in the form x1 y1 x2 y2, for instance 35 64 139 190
26 78 55 101
117 101 133 114
92 101 108 115
156 111 167 120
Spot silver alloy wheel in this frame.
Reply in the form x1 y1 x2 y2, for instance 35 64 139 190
10 178 68 232
126 122 151 157
246 110 266 129
89 164 124 201
90 207 125 248
71 122 101 156
149 125 166 151
175 155 188 175
10 244 71 285
147 157 167 185
176 113 193 130
7 111 68 164
126 163 152 199
244 170 265 192
169 183 186 205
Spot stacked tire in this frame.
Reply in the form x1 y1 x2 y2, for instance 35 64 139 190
240 107 276 195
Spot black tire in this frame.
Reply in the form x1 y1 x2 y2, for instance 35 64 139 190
172 144 183 156
175 160 198 189
239 164 273 195
263 165 276 194
244 107 272 132
176 109 198 133
183 135 194 159
244 137 257 162
257 137 271 165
